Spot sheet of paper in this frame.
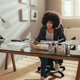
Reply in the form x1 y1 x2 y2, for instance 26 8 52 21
39 40 57 44
7 42 30 48
37 43 49 50
70 40 80 45
61 41 70 45
0 39 5 41
70 50 80 55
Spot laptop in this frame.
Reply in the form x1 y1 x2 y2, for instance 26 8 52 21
11 38 29 42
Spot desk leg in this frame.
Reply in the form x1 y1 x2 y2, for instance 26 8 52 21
11 54 16 71
5 53 9 70
75 60 80 80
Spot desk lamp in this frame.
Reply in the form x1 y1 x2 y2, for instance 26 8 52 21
0 16 10 29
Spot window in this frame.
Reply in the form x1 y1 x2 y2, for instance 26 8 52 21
62 0 80 19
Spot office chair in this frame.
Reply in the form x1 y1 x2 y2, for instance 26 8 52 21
38 58 65 77
70 36 76 50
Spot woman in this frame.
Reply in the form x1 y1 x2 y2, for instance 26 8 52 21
34 11 66 80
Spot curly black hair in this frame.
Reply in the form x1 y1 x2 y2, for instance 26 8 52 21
42 11 61 29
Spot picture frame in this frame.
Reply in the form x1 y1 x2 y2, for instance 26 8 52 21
21 9 30 20
21 0 29 4
31 10 38 20
31 0 37 6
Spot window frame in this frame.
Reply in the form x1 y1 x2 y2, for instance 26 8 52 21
61 0 80 19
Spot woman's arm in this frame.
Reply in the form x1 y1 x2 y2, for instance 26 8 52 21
36 26 46 42
34 27 45 45
58 27 66 42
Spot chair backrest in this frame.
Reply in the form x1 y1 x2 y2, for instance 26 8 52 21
60 23 64 33
71 36 76 40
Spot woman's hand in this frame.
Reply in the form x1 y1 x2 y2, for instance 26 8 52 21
34 40 38 45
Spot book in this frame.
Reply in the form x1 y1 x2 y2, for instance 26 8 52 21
30 43 49 50
30 40 58 50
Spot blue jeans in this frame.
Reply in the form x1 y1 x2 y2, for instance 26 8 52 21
41 58 59 76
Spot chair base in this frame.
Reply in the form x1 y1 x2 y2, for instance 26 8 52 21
38 65 65 77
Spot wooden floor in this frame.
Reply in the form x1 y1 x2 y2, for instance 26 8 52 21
0 56 79 80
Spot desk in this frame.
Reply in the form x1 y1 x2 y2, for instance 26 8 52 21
0 40 80 80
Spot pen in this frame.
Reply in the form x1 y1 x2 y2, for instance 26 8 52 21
58 38 65 42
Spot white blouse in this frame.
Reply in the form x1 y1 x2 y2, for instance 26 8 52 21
46 30 54 40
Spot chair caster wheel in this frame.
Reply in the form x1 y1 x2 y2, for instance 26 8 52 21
61 74 64 77
44 75 47 78
63 67 65 70
38 67 41 71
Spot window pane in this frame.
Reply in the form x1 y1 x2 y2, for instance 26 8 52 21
63 0 73 17
76 0 80 16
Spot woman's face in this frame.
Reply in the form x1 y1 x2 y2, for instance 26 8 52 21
46 21 53 29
